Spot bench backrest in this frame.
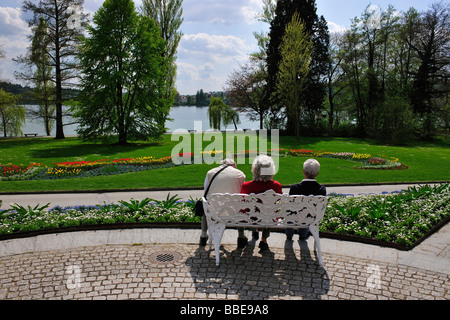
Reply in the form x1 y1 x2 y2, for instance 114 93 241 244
204 190 327 229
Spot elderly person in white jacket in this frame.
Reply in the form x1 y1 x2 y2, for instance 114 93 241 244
199 158 246 246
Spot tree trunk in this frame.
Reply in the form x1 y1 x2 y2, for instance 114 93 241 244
54 1 64 140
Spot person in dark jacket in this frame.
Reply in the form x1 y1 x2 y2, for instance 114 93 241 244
286 159 326 240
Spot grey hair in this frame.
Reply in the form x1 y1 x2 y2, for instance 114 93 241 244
252 155 276 181
303 159 320 179
221 158 237 168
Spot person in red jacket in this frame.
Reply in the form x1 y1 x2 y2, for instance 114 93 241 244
239 155 282 252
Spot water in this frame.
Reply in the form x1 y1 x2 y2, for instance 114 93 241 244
20 105 260 136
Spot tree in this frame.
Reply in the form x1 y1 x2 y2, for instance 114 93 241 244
407 2 450 138
367 96 417 145
337 5 403 137
0 89 25 137
326 32 349 132
21 0 88 139
75 0 171 145
226 61 268 130
226 0 275 130
196 89 207 106
16 17 55 136
208 97 240 130
275 12 313 140
141 0 183 96
266 0 329 131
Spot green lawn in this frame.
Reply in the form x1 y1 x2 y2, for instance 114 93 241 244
0 135 449 192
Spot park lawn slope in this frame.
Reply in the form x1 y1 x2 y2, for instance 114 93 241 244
0 136 449 192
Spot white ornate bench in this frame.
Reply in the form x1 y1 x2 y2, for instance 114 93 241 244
203 190 328 266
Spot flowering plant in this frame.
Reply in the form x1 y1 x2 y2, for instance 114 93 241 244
0 147 406 181
0 184 447 249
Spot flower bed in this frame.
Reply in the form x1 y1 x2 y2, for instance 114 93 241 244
0 148 405 181
322 184 449 248
0 184 448 250
0 156 174 181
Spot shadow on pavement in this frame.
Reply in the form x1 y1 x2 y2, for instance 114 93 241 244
185 239 330 300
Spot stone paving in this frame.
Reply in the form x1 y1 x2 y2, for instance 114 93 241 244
1 240 448 300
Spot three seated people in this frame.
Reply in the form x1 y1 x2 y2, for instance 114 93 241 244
200 155 326 252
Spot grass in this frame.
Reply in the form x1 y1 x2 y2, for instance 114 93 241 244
0 134 449 192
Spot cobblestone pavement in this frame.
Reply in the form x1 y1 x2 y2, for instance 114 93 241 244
0 241 448 300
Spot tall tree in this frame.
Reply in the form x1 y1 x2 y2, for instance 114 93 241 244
326 32 349 132
75 0 171 145
276 12 313 140
16 17 56 136
141 0 183 99
21 0 88 139
266 0 329 132
407 2 450 138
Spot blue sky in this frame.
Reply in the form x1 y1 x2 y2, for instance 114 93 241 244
0 0 441 94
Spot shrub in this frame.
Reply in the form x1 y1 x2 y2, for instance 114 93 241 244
367 97 417 145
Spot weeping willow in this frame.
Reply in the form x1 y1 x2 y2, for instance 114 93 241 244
208 97 240 130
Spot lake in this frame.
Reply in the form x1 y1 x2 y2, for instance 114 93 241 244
20 105 260 137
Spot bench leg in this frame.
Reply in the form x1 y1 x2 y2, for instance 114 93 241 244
309 225 323 266
206 219 226 266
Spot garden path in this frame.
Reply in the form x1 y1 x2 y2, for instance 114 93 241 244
0 183 438 209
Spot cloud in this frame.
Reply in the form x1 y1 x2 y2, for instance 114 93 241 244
179 33 252 63
328 21 349 34
183 0 262 26
0 7 31 82
0 7 29 36
176 33 253 94
241 0 264 25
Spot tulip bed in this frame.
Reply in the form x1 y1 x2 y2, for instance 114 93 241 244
0 149 405 182
0 156 174 181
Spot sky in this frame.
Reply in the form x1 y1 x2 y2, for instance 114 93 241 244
0 0 442 95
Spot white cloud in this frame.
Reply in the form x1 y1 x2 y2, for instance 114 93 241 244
0 7 31 82
183 0 262 26
179 33 251 63
241 0 264 25
176 32 253 94
328 21 349 34
0 7 29 36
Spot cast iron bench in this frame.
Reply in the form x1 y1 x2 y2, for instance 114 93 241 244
203 190 328 266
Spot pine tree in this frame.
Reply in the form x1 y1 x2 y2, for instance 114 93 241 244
21 0 88 139
276 13 313 140
266 0 329 134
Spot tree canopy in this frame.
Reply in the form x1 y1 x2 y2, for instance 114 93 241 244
74 0 172 144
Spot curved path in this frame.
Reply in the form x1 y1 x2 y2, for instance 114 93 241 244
0 183 448 301
0 183 439 209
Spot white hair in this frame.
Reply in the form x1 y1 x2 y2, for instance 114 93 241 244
221 158 237 168
303 159 320 179
252 155 276 181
